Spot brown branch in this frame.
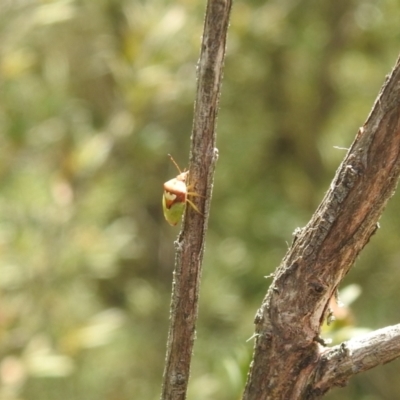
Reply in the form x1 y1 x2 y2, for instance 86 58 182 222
160 1 232 400
310 324 400 398
242 53 400 400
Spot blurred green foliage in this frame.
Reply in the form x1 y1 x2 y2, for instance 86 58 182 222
0 0 400 399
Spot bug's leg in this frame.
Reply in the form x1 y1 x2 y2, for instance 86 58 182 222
186 181 206 195
186 198 203 216
187 191 205 198
187 183 205 214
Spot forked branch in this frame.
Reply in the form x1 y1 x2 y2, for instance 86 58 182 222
243 54 400 399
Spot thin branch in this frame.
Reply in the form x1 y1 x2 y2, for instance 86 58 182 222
160 1 232 400
242 53 400 399
310 324 400 397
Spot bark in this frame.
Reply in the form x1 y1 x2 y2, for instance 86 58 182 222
160 1 232 399
242 53 400 399
311 324 400 397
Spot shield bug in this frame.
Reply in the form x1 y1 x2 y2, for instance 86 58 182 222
162 155 202 226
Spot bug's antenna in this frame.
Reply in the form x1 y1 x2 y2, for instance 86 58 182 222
168 154 183 174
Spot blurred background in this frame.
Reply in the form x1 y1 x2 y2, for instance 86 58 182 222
1 0 400 399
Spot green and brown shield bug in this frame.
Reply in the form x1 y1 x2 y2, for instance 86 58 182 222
162 155 202 226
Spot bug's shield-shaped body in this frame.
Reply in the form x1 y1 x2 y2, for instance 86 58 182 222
162 171 189 226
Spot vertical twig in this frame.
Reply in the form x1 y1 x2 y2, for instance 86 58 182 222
160 1 232 400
